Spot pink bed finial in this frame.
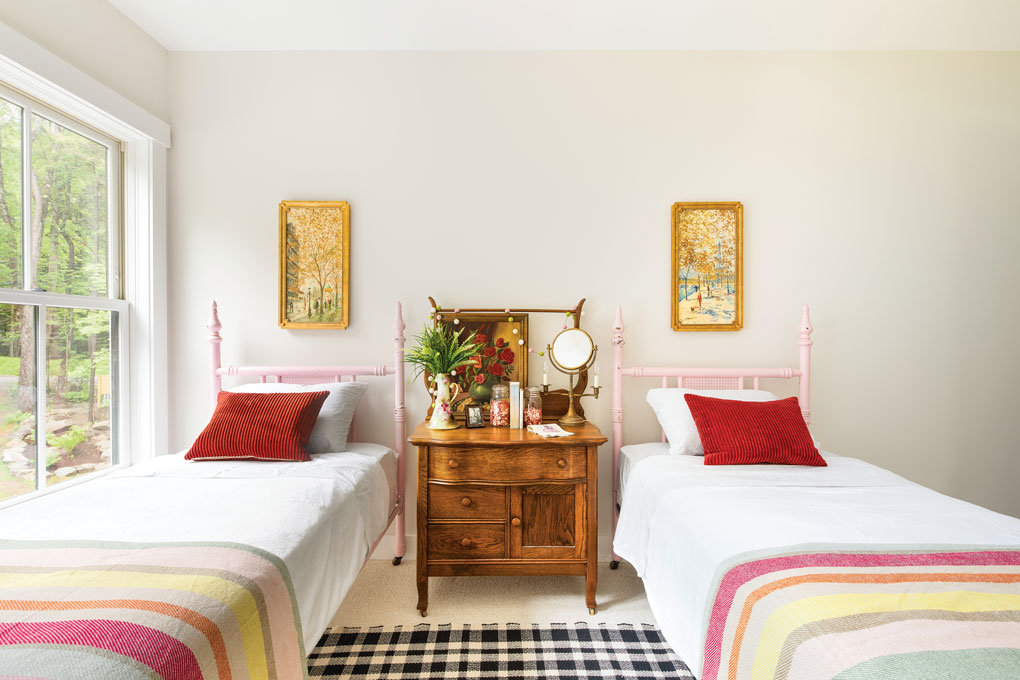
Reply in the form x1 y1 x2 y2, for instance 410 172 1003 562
798 304 813 425
209 301 223 409
208 300 222 341
612 307 625 347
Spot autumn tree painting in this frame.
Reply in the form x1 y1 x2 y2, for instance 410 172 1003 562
671 202 742 331
279 201 350 329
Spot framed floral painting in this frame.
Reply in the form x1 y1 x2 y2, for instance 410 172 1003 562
279 200 350 329
425 313 528 420
671 202 743 331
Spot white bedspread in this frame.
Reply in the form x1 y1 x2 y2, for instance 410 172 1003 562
0 443 397 651
613 451 1020 677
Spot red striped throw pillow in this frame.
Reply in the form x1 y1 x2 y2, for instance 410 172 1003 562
683 394 826 466
185 391 329 462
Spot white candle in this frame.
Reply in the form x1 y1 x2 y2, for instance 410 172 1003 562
593 363 600 388
543 361 549 386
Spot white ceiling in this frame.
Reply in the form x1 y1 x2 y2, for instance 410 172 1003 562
108 0 1020 51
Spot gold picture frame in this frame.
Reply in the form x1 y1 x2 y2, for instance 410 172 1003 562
279 200 350 329
671 202 743 331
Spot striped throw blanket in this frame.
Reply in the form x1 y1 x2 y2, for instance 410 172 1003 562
0 540 307 680
701 545 1020 680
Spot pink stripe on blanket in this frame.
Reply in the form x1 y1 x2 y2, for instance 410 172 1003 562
2 544 301 666
0 619 202 680
702 550 1020 680
787 619 1020 680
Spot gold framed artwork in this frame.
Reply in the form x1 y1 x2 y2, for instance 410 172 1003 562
279 200 350 329
671 202 743 331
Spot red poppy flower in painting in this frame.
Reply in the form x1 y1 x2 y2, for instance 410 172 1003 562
499 348 514 363
475 333 488 345
474 373 487 384
483 347 497 358
495 338 506 347
488 363 505 377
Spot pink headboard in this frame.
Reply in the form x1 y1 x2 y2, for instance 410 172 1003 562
609 304 813 562
206 300 408 560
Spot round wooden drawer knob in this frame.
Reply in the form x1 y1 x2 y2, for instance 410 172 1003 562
511 517 521 527
557 459 567 468
460 537 472 547
448 459 459 469
461 497 472 507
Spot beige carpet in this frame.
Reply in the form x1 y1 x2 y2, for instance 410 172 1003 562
329 560 658 628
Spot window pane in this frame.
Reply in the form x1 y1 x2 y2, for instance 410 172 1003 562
0 98 22 290
45 307 116 486
0 304 36 502
30 114 109 296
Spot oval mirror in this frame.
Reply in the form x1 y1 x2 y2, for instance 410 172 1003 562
550 328 594 371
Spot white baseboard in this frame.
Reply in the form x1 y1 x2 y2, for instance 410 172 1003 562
370 534 617 562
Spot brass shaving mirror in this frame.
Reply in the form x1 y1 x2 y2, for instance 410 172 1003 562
544 328 600 426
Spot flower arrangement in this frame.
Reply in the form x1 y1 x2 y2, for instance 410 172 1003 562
463 333 516 386
403 323 483 384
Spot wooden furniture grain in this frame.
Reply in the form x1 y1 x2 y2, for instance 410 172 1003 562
411 421 606 616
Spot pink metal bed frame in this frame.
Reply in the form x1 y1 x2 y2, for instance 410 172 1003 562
207 300 408 566
609 304 814 568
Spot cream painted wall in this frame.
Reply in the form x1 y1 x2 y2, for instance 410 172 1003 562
0 0 168 120
167 52 1020 535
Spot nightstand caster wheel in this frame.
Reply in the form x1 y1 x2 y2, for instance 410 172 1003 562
609 560 620 570
419 609 427 618
588 607 597 615
392 556 402 566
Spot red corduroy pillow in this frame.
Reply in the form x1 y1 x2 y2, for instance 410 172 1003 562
683 394 826 466
185 390 329 462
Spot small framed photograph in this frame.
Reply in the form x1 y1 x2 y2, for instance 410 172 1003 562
465 404 485 429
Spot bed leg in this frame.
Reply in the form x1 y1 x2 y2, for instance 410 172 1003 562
392 496 406 566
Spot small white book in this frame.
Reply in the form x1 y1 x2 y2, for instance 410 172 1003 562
509 381 521 429
527 423 575 438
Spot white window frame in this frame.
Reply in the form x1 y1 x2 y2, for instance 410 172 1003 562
0 23 169 509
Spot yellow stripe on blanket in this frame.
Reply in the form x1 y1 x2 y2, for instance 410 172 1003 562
0 569 269 679
750 591 1020 679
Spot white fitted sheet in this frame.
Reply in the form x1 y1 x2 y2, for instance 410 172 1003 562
613 450 1020 677
0 442 398 651
617 442 669 502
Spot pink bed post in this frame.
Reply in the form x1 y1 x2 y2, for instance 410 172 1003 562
209 300 223 411
392 301 407 565
798 304 813 425
610 306 625 567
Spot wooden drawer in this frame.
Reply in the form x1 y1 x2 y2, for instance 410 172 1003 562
429 484 505 520
427 523 505 560
429 446 586 482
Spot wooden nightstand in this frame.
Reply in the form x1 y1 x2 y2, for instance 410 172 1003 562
410 421 607 616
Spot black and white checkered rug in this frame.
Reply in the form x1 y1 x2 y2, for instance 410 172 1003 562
308 623 693 679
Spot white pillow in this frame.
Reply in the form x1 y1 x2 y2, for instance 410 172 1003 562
645 388 779 456
230 381 368 453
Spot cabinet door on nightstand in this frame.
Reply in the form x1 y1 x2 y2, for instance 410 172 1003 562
509 484 585 559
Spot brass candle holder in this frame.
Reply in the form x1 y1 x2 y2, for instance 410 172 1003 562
542 328 599 427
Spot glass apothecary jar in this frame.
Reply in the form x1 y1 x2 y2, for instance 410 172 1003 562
490 384 510 427
524 387 543 426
